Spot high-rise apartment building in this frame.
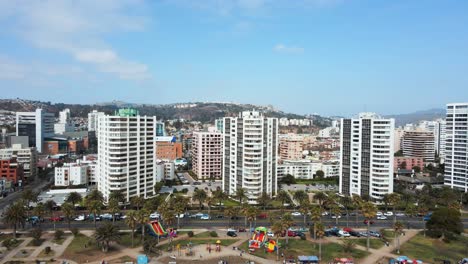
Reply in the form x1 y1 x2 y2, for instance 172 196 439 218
222 111 278 203
88 110 105 132
54 108 74 134
445 103 468 192
419 119 447 159
97 108 156 202
401 131 435 163
339 113 395 200
0 144 37 181
279 134 303 161
16 109 54 153
192 131 223 180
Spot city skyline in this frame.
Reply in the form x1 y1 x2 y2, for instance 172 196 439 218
1 0 468 116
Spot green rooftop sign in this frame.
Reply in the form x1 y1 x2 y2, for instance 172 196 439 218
115 108 139 117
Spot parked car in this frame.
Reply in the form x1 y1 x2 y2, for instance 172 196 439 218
363 219 375 225
330 214 342 219
238 227 246 232
395 212 405 217
377 215 388 220
150 212 160 219
50 216 63 222
257 213 268 219
321 211 329 216
88 214 101 221
193 182 201 185
423 212 433 221
384 211 393 216
376 212 383 216
215 215 224 219
200 214 210 220
369 231 381 238
267 231 274 237
175 214 184 219
100 213 113 221
338 230 350 237
349 230 361 237
359 232 369 237
291 212 302 216
227 231 237 237
74 215 86 221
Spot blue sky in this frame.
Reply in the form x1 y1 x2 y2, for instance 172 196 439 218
0 0 467 116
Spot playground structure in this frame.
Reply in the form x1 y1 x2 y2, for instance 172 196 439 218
147 220 177 238
266 239 277 253
249 227 268 249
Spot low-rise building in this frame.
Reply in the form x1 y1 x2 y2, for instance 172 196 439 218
0 158 24 184
155 136 183 160
394 156 425 171
155 160 175 181
277 160 339 179
54 163 88 186
0 144 37 181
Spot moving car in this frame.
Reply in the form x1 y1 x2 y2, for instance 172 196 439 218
291 212 302 216
377 215 388 220
376 212 383 216
338 230 350 237
227 231 237 237
331 214 342 219
200 214 210 220
369 231 381 237
74 215 86 221
363 219 375 225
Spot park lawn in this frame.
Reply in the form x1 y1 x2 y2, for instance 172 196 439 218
52 235 70 245
37 248 55 258
62 234 111 263
240 238 368 262
398 233 468 263
194 231 218 238
354 238 386 249
382 230 395 241
157 239 238 251
118 232 142 248
26 239 45 247
224 199 240 206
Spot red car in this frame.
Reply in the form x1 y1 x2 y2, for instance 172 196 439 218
363 219 374 225
50 216 64 222
257 213 268 219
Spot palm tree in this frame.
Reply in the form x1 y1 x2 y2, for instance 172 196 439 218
193 189 207 210
212 189 228 207
298 200 310 228
271 221 283 261
330 203 341 226
94 223 121 252
418 206 428 237
125 210 138 247
387 193 401 224
136 210 149 242
21 188 38 210
276 190 290 213
172 196 187 229
361 201 377 251
32 203 45 225
131 196 145 210
109 190 125 204
108 199 120 223
234 188 247 206
245 206 258 236
382 194 391 212
161 209 175 228
352 194 363 226
340 196 353 227
86 189 104 203
310 205 322 240
66 192 83 206
405 204 417 219
316 222 325 261
293 190 309 204
3 202 26 238
61 202 75 229
88 200 102 229
281 213 294 245
44 200 57 230
341 239 356 253
393 221 404 254
256 192 270 210
224 206 237 227
314 191 327 210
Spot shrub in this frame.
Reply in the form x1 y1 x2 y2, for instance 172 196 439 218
54 230 64 240
209 231 218 237
300 234 306 240
2 239 13 249
181 188 189 194
70 228 80 236
44 246 51 255
187 231 194 237
30 228 43 245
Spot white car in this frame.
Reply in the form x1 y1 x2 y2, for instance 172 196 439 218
331 215 342 219
175 214 184 218
338 230 350 237
74 215 85 221
291 212 302 216
149 212 160 219
227 228 237 232
321 211 329 216
200 214 210 220
384 212 393 216
395 212 405 217
377 215 388 220
267 231 274 237
376 212 383 216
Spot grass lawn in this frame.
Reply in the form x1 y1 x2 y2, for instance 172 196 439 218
240 238 368 262
118 232 142 248
398 233 468 263
26 239 45 247
37 248 55 258
52 235 69 245
224 199 240 206
382 230 395 241
354 238 386 249
157 239 238 251
194 231 218 238
0 238 22 250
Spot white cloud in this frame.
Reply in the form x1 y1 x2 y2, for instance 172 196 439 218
273 44 304 54
0 0 150 81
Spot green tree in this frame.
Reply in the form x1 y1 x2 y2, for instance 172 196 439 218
4 202 27 238
298 200 310 227
61 202 75 229
405 204 417 218
172 196 188 229
412 166 421 173
224 206 238 227
281 174 296 184
87 200 102 230
281 213 294 245
212 189 228 207
21 188 38 210
315 170 325 179
361 202 377 251
314 191 328 210
66 192 83 206
293 190 309 204
426 207 463 239
136 210 149 242
393 221 404 254
44 200 57 230
193 189 207 210
131 196 145 210
329 203 341 226
108 199 120 223
32 203 46 225
256 192 270 210
310 205 322 240
234 188 247 206
94 223 121 252
124 210 138 247
154 182 164 194
340 196 353 227
316 222 325 261
276 190 290 213
30 228 43 245
387 193 401 224
86 190 104 203
109 190 125 204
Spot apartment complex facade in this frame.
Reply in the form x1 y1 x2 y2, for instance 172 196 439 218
222 111 278 203
279 134 303 161
16 109 54 153
97 108 157 202
155 136 183 160
444 103 468 192
0 158 23 184
55 163 88 186
339 113 395 200
88 110 105 132
401 131 435 163
0 144 37 181
192 131 223 180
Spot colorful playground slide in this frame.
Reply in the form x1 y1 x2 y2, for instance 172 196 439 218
266 240 277 253
147 220 167 237
249 227 268 249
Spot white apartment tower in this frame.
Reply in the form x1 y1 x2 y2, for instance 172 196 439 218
339 113 395 200
88 110 105 132
445 103 468 192
16 109 54 153
97 108 157 202
192 131 223 180
222 111 278 204
54 108 74 134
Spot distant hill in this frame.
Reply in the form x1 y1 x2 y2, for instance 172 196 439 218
0 99 331 127
385 108 446 126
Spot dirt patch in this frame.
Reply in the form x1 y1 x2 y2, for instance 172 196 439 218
158 256 254 264
61 245 121 263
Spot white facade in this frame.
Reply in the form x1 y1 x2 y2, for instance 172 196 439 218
54 108 74 134
55 164 88 186
97 110 157 202
278 160 339 179
88 110 105 132
16 109 54 153
339 113 395 200
444 103 468 192
155 160 175 181
0 144 37 180
222 111 278 203
419 119 446 159
192 131 223 180
319 127 340 138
